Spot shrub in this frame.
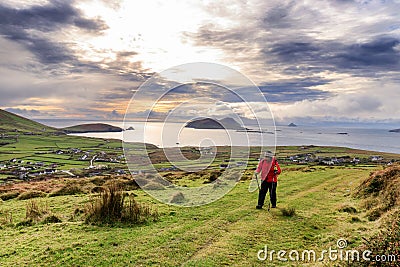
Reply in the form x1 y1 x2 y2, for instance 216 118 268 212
0 191 20 201
143 182 165 190
85 182 158 225
170 192 186 204
42 214 62 224
350 216 361 223
0 209 13 226
103 178 139 191
366 208 384 221
123 195 159 224
145 182 166 190
213 181 228 189
134 175 149 187
225 170 241 181
17 190 47 200
49 184 84 197
349 214 400 267
25 199 49 222
281 207 296 217
338 204 357 214
89 176 106 186
209 171 221 182
85 183 124 224
91 186 104 193
356 164 400 220
15 219 33 227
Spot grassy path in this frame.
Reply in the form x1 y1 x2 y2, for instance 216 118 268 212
0 166 379 266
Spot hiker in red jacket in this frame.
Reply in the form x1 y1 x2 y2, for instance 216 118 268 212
255 151 281 209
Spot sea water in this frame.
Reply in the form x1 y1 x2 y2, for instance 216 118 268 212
38 120 400 154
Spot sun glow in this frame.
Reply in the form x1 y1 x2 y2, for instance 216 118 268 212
74 0 227 72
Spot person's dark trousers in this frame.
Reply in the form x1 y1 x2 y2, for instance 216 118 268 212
257 180 277 207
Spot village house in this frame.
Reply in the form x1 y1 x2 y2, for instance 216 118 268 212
370 155 383 161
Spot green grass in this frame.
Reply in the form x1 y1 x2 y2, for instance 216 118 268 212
0 166 383 266
0 135 126 170
0 109 56 133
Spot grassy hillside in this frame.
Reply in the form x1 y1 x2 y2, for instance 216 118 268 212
1 165 396 266
0 109 57 133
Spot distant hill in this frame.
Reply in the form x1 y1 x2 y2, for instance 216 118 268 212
62 123 123 133
185 117 244 130
389 128 400 133
0 109 57 133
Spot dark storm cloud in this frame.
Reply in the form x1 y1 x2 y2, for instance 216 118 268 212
191 25 400 76
267 37 400 71
262 3 295 29
140 79 331 104
0 1 107 32
0 1 107 65
223 79 332 103
259 80 332 103
187 0 400 83
333 37 400 68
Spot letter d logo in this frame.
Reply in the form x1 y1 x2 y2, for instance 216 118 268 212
257 245 268 261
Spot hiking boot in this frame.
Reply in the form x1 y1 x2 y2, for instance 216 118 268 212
271 206 277 208
256 205 262 209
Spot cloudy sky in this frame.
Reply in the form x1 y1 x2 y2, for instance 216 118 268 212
1 0 400 125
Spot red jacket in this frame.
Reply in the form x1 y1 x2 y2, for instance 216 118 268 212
256 157 281 182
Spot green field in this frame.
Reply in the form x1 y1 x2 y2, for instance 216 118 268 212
1 165 396 266
0 110 399 266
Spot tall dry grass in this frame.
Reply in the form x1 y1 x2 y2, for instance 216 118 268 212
85 182 158 225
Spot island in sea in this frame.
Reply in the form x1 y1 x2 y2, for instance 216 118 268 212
389 128 400 133
62 123 123 133
185 117 245 130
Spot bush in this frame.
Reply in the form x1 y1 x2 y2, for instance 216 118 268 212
89 176 106 186
366 208 384 221
350 216 361 223
42 214 62 224
134 176 149 187
349 214 400 267
85 182 124 224
0 209 13 226
123 195 158 224
85 182 158 225
338 204 357 214
17 190 47 200
209 171 221 182
15 219 33 227
91 186 104 193
104 178 138 191
170 192 186 204
0 191 20 201
49 184 85 197
356 165 400 220
281 207 296 217
25 200 49 223
224 170 241 181
143 182 165 190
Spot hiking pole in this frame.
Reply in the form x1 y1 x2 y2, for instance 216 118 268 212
267 183 273 212
255 173 260 191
